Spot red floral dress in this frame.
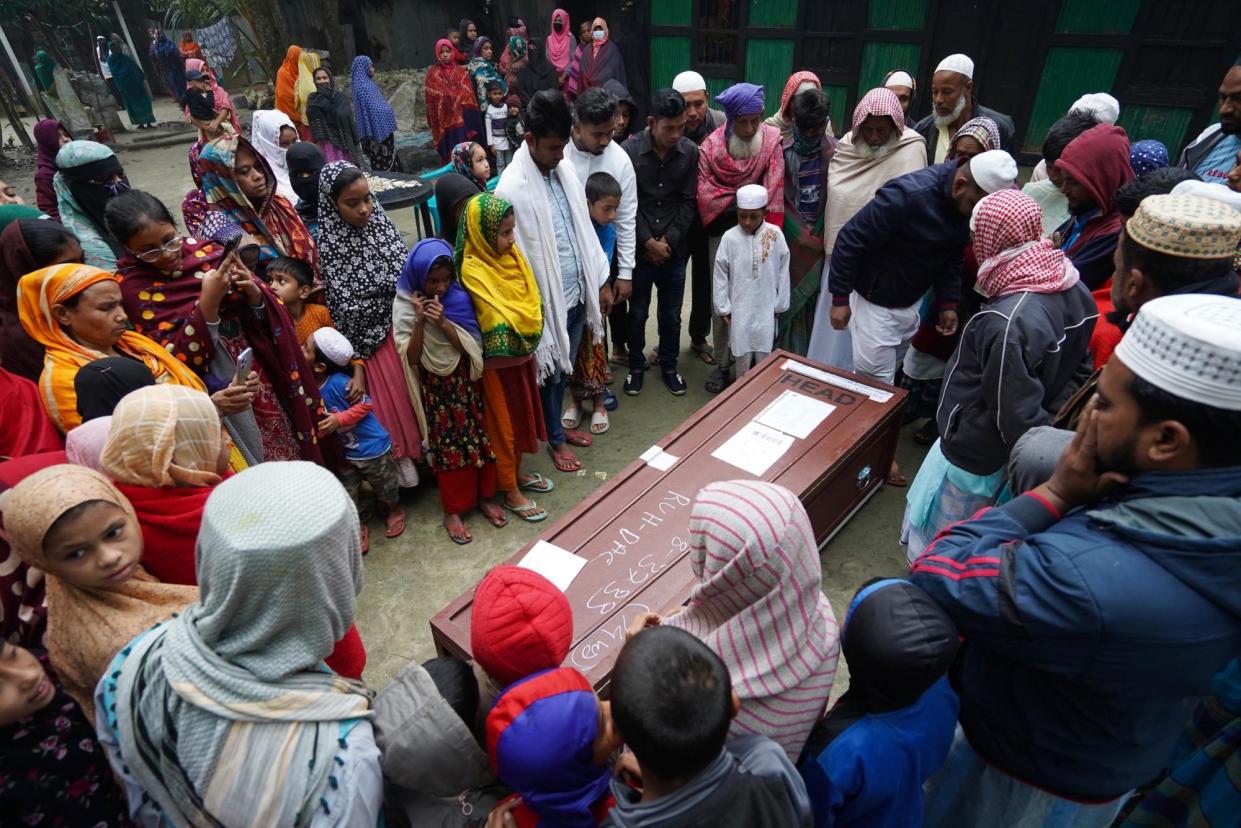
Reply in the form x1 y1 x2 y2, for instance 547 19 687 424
419 360 495 473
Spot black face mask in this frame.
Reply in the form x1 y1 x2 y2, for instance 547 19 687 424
554 20 563 32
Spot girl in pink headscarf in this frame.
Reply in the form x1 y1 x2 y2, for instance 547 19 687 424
183 58 241 134
547 9 574 85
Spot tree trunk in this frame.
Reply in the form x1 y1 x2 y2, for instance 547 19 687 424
239 0 288 80
318 0 344 67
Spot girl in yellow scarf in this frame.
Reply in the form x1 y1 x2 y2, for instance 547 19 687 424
17 263 206 432
454 193 550 522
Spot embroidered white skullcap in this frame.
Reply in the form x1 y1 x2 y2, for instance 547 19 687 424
672 71 708 95
1114 294 1241 410
968 150 1019 194
736 184 768 210
1069 92 1120 125
312 326 355 367
885 71 914 89
935 54 974 79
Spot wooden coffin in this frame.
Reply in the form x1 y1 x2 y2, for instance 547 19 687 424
430 350 907 691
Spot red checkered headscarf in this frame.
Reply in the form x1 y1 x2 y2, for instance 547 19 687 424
972 190 1080 298
851 88 905 133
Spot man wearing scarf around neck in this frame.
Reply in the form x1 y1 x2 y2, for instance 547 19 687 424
696 82 784 393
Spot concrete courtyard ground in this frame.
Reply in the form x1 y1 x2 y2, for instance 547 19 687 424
2 99 930 694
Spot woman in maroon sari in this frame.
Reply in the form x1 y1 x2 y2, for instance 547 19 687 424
103 189 329 465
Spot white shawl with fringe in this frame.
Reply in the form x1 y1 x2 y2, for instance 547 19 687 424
495 142 608 383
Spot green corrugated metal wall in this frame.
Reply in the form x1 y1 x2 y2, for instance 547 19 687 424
705 76 732 101
745 39 797 116
824 85 849 136
1024 47 1125 153
650 0 691 28
858 42 921 96
1056 0 1140 34
750 0 797 28
650 36 692 91
1118 106 1195 158
868 0 927 30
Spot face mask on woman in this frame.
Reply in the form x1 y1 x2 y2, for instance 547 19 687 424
593 28 605 41
554 20 563 32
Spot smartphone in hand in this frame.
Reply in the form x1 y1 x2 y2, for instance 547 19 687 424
232 346 254 385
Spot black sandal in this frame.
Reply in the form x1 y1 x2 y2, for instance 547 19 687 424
705 369 733 394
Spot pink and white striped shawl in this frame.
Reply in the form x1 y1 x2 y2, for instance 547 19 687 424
665 479 840 760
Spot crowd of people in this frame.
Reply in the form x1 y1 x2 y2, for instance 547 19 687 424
0 10 1240 825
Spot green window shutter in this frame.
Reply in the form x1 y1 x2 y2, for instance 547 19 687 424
1024 47 1124 154
651 0 692 27
858 41 921 96
824 84 850 137
650 36 692 91
867 0 928 30
1118 106 1195 158
745 39 796 116
749 0 797 28
1056 0 1140 33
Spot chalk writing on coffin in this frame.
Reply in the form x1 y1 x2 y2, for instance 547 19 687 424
573 489 693 619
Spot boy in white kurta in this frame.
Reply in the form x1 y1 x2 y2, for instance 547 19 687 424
713 184 791 375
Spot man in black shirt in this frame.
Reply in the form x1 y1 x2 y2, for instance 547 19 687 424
673 71 725 368
621 89 699 396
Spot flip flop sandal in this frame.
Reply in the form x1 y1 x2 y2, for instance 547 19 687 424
384 512 407 539
564 430 592 448
692 343 717 365
561 404 582 430
646 349 659 367
590 409 609 435
503 500 548 522
549 447 582 472
609 351 630 367
480 506 510 528
519 473 555 493
885 470 909 487
445 523 473 545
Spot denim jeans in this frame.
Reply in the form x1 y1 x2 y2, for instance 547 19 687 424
627 257 687 373
539 301 586 448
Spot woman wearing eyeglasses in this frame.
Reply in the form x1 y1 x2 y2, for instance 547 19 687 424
102 189 330 465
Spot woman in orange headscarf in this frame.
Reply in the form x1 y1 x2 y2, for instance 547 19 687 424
179 30 204 62
17 263 206 432
275 45 312 140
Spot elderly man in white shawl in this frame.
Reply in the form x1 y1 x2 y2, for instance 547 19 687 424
496 90 612 474
806 87 927 370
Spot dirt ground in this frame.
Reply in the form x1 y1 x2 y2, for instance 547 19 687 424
1 98 929 695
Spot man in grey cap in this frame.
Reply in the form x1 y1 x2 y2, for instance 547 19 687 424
912 291 1241 827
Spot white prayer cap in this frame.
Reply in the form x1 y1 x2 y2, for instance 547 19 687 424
1114 294 1241 411
736 184 768 210
1069 92 1120 125
673 71 708 95
885 70 914 89
1172 179 1241 214
935 54 974 79
312 326 355 367
968 150 1019 194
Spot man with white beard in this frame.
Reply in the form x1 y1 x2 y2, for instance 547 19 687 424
696 82 785 392
807 88 927 370
912 54 1016 164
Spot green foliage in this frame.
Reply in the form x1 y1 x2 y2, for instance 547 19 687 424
2 0 111 29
